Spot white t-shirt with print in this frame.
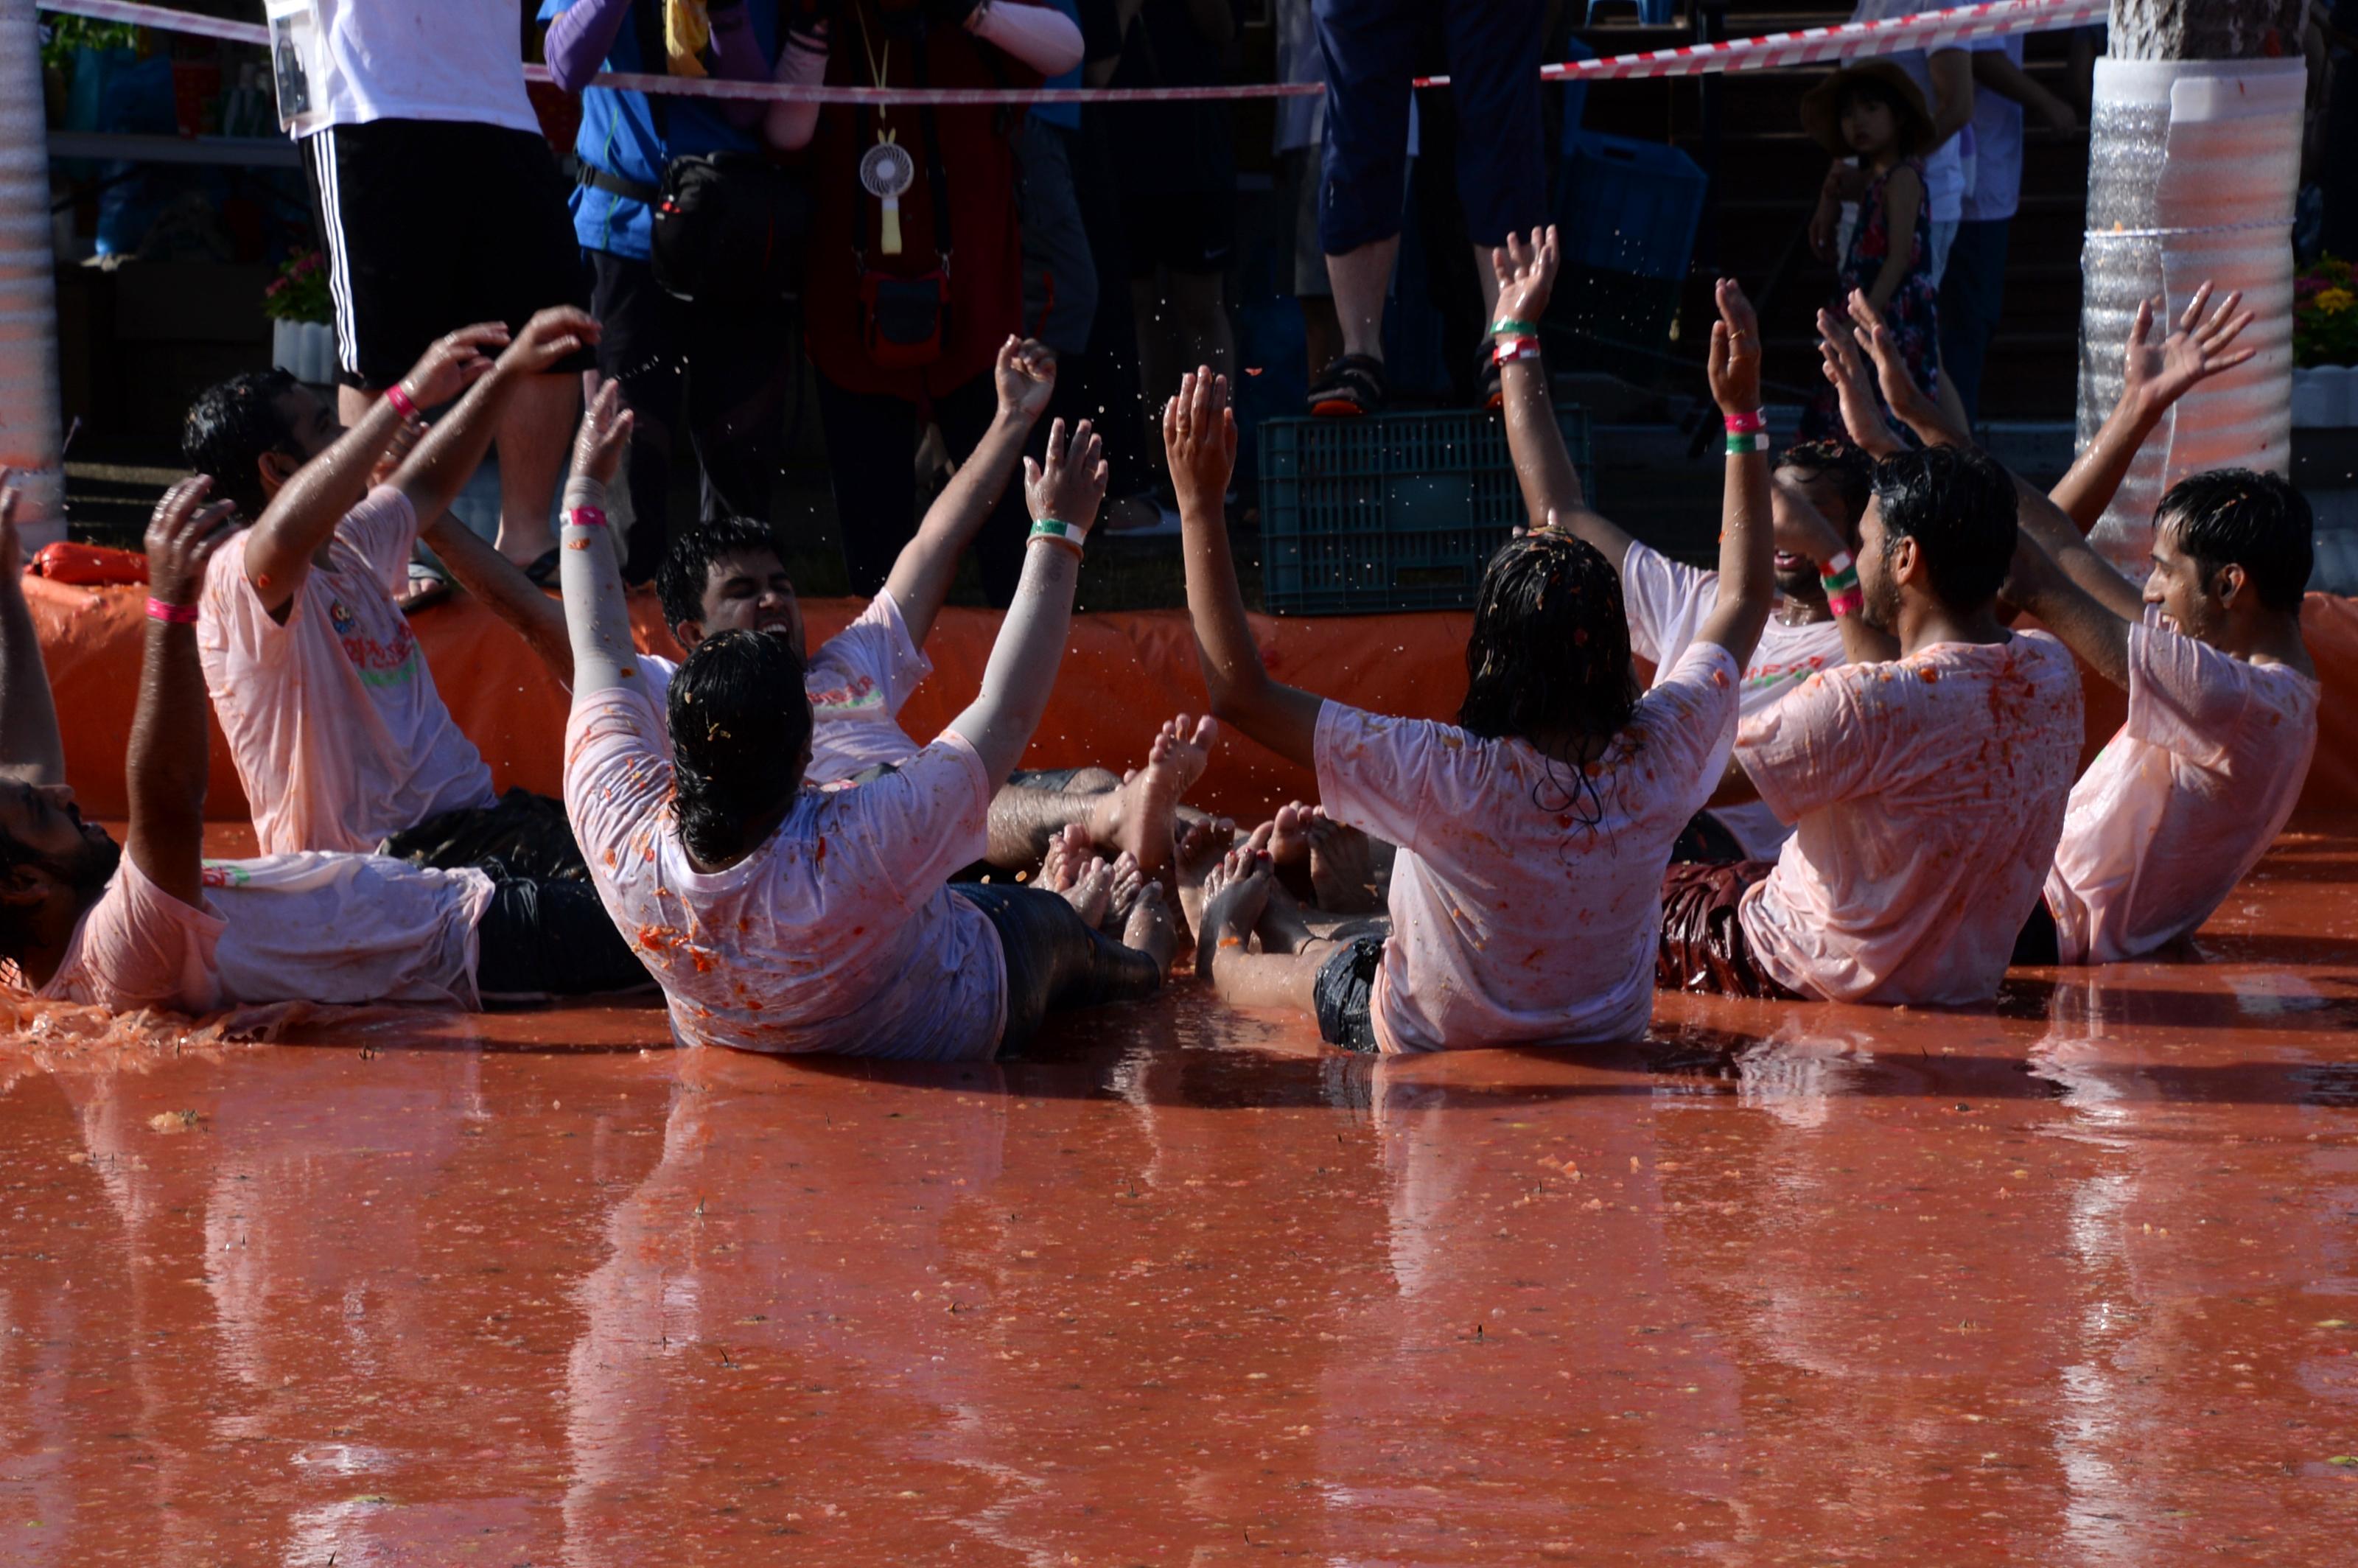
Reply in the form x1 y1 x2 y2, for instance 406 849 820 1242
198 487 499 857
280 0 539 139
1313 642 1743 1054
1620 541 1847 860
639 592 934 785
564 682 1006 1058
2046 624 2318 965
39 852 492 1014
1737 632 2083 1005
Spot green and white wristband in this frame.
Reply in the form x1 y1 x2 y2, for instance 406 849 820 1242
1029 517 1085 557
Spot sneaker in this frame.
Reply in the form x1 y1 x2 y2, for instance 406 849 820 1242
1306 353 1388 417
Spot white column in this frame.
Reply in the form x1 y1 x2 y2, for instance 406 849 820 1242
0 0 65 550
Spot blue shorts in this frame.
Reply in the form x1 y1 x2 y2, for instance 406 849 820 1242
1313 0 1546 256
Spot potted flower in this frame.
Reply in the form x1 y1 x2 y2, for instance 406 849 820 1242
2292 256 2357 428
263 250 337 386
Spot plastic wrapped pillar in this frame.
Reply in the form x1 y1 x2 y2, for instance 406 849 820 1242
2074 55 2305 567
0 0 64 550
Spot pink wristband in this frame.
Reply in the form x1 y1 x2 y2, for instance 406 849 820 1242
1723 408 1768 435
1826 587 1866 620
565 506 609 530
384 382 421 422
145 596 200 625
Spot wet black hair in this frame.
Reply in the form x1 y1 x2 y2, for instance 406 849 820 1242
1776 438 1875 531
656 514 789 636
1868 445 2017 615
2155 468 2313 615
1459 531 1639 827
668 629 813 866
181 368 301 523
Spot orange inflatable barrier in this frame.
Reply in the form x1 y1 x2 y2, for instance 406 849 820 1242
26 575 2358 827
27 542 147 586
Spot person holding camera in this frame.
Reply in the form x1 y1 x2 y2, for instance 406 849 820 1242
543 0 797 583
767 0 1083 606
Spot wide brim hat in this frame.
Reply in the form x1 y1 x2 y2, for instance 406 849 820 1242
1800 59 1937 159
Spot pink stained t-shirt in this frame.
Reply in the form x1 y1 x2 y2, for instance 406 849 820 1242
2045 623 2318 965
1313 642 1743 1054
563 682 1007 1057
197 487 497 855
637 591 934 784
38 851 493 1013
1735 631 2083 1005
1621 542 1848 858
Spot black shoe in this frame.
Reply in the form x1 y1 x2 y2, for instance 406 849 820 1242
1306 353 1388 417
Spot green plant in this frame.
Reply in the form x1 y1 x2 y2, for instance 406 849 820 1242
41 15 141 73
262 250 332 326
2295 255 2358 369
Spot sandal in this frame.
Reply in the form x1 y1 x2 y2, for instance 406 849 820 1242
1306 353 1388 418
523 547 561 588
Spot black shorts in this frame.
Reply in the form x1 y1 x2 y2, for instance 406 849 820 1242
301 118 590 391
952 884 1162 1054
1122 189 1237 279
1313 936 1385 1054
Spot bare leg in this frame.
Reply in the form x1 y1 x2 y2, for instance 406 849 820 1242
492 372 580 565
1172 813 1237 937
1166 270 1234 382
1057 856 1113 927
1196 847 1336 1012
1301 295 1342 384
996 795 1101 878
1263 800 1318 905
1327 236 1400 362
1082 714 1215 881
1122 882 1179 979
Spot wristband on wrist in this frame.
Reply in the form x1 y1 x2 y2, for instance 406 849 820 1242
1722 408 1768 435
1490 317 1541 338
1493 334 1542 366
144 596 200 625
1826 586 1866 619
384 382 421 423
564 506 609 530
1724 430 1771 456
1818 550 1859 595
1029 517 1085 557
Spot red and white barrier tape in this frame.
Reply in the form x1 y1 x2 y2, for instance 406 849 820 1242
37 0 2103 105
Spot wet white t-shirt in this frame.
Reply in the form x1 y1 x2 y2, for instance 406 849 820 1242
2046 624 2318 965
40 852 492 1014
282 0 539 138
1314 642 1742 1054
198 487 498 857
1738 633 2083 1005
564 682 1006 1057
639 592 934 785
1620 542 1847 859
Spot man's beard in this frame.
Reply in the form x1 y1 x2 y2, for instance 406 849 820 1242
63 835 122 900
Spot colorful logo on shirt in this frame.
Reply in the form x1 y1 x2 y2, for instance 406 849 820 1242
200 861 251 889
809 671 886 716
1744 654 1833 693
326 593 421 687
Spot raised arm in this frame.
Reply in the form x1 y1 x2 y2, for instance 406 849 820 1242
1168 369 1323 769
542 0 636 92
969 0 1087 73
1492 226 1633 569
1927 46 1975 144
127 478 238 908
2049 283 2255 531
1691 279 1773 667
0 477 65 786
396 309 599 532
241 324 505 616
883 336 1054 648
556 381 644 701
2001 528 2132 691
945 417 1103 783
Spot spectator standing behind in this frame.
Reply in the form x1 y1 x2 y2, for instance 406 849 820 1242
1015 0 1099 379
1304 0 1545 416
1799 64 1939 443
270 0 588 572
1106 0 1237 483
1940 36 2077 425
1273 0 1337 381
1818 1 1973 290
540 0 793 585
767 0 1083 606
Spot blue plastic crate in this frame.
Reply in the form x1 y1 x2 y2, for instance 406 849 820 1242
1259 407 1592 616
1553 130 1706 281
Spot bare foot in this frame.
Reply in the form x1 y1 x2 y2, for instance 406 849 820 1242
1307 813 1382 914
1038 822 1093 893
1172 814 1236 933
1059 855 1114 927
1196 847 1274 989
1122 881 1180 979
1102 851 1145 934
1090 714 1218 880
1254 876 1319 956
1264 799 1320 905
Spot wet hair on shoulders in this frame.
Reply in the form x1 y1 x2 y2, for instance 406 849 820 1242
668 629 814 865
2156 467 2313 615
181 367 300 523
657 514 789 635
1868 444 2017 615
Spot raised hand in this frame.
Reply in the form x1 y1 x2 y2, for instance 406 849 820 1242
500 307 603 379
995 335 1058 422
1022 417 1108 543
1490 225 1560 327
1817 308 1901 458
570 377 635 489
2122 281 2256 418
1161 367 1239 517
144 475 239 609
399 322 510 409
1705 277 1763 417
1846 287 1965 447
